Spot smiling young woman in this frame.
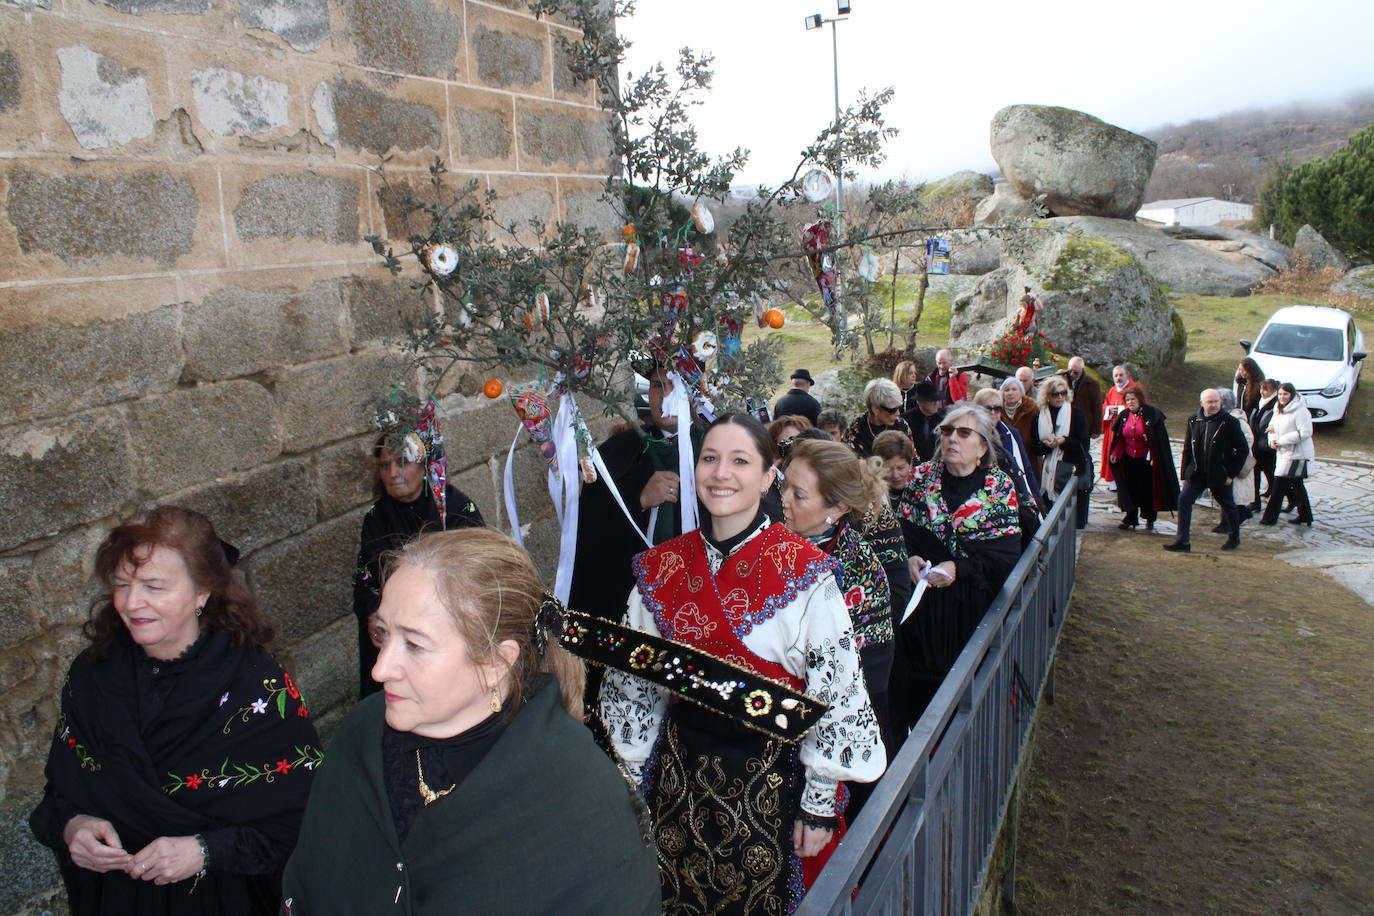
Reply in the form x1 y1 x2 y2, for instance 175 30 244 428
599 413 884 912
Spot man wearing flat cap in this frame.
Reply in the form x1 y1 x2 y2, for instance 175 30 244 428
773 368 822 425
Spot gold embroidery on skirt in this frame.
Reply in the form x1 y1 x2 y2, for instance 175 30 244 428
652 719 793 915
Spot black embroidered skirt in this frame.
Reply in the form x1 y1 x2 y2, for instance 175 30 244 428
645 701 805 915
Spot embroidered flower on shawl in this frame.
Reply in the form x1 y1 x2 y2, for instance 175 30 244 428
897 462 1020 555
284 672 301 699
185 773 203 790
251 698 268 714
275 759 292 774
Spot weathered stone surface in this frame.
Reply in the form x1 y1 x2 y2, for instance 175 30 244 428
310 81 336 145
1292 224 1350 272
238 127 333 157
232 172 358 243
342 275 429 344
0 559 39 648
183 282 348 380
1159 224 1292 271
951 230 1186 371
508 445 552 530
327 78 441 156
553 41 588 97
0 305 182 427
923 170 994 205
1049 215 1274 296
281 614 354 724
522 516 561 583
274 352 400 452
340 0 460 78
450 461 497 529
453 106 511 161
563 189 618 234
0 410 134 551
153 107 206 161
0 795 60 916
240 0 330 52
32 522 109 627
191 67 289 136
0 46 19 114
248 508 362 642
518 108 612 168
494 188 552 233
56 45 154 149
94 0 208 12
175 459 316 555
472 24 543 89
948 231 1000 275
126 381 279 495
974 181 1037 224
1330 264 1374 300
437 395 534 479
990 105 1156 218
4 168 197 267
312 436 374 519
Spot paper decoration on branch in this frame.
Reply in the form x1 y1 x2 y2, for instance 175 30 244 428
622 223 640 274
420 243 458 277
661 287 688 336
802 220 838 322
719 310 744 355
801 168 835 203
691 201 715 234
926 238 951 276
678 247 704 271
857 248 881 282
508 383 558 470
692 330 718 361
753 293 769 329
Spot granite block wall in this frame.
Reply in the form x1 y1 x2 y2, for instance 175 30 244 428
0 2 614 910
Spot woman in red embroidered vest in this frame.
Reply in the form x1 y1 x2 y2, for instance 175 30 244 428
28 506 320 916
599 413 885 915
890 404 1021 735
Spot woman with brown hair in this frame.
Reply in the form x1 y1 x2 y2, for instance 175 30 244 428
29 506 320 915
1234 356 1265 416
285 528 660 914
893 359 921 414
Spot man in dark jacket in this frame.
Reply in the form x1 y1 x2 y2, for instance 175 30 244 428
1060 356 1104 438
1166 388 1249 552
773 368 822 424
901 380 945 462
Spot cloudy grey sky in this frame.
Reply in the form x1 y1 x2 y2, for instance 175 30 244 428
618 0 1374 187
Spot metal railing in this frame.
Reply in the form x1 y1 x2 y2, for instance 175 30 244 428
799 486 1079 915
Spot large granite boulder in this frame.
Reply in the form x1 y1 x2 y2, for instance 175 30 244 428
1049 216 1275 295
948 230 1001 275
922 169 994 210
950 229 1185 371
974 181 1037 224
1293 224 1350 271
990 105 1157 218
1159 224 1292 272
1331 265 1374 300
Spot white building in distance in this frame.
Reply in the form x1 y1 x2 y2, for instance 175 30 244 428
1136 197 1255 227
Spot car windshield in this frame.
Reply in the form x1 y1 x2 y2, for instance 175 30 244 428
1255 323 1344 361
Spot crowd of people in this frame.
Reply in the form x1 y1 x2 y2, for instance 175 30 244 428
27 349 1322 915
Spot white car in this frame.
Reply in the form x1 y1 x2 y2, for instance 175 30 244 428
1240 305 1366 424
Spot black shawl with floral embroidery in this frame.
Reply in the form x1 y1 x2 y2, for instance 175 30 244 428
30 628 321 915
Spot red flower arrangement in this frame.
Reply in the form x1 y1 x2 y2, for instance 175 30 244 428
984 329 1056 368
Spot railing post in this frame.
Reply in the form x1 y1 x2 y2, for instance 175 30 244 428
1002 780 1020 912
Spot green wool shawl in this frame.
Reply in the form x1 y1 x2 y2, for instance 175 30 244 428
282 678 660 915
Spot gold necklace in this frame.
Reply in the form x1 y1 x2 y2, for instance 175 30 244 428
415 749 454 806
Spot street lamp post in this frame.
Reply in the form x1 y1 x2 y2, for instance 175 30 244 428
805 3 851 222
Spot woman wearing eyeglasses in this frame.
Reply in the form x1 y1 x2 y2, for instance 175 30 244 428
890 404 1020 734
1031 378 1091 529
842 378 912 458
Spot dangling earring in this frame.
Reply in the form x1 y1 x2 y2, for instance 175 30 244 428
824 515 835 526
195 605 204 617
489 688 502 713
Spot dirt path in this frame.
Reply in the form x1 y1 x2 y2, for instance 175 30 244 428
1013 529 1374 915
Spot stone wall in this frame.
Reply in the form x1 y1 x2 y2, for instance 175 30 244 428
0 2 612 911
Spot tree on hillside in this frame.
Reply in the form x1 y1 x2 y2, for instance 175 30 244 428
1254 124 1374 262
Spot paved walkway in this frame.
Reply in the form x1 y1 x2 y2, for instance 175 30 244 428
1083 437 1374 603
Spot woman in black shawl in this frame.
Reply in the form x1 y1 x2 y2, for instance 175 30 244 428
352 432 483 698
29 506 320 915
1107 384 1180 530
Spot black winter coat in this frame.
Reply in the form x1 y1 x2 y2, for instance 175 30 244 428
1180 409 1248 488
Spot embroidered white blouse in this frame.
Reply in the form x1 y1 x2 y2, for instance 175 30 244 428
597 527 886 818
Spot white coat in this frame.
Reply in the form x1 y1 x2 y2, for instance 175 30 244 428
1266 396 1315 477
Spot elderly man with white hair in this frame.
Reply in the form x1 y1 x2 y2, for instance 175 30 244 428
1166 388 1250 553
1059 356 1103 438
1014 366 1036 397
923 348 968 408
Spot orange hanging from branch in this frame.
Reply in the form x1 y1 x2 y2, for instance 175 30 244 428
483 378 504 399
764 309 785 329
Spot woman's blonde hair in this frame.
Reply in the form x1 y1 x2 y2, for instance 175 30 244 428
388 528 584 721
782 438 887 523
1035 375 1071 411
892 360 918 388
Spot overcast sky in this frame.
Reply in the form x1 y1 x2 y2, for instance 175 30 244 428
617 0 1374 187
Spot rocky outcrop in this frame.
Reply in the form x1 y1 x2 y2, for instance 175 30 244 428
1332 265 1374 300
1159 225 1292 271
974 180 1037 224
990 105 1156 219
1293 224 1350 271
948 230 1001 275
950 229 1185 370
923 169 994 208
1049 216 1276 296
